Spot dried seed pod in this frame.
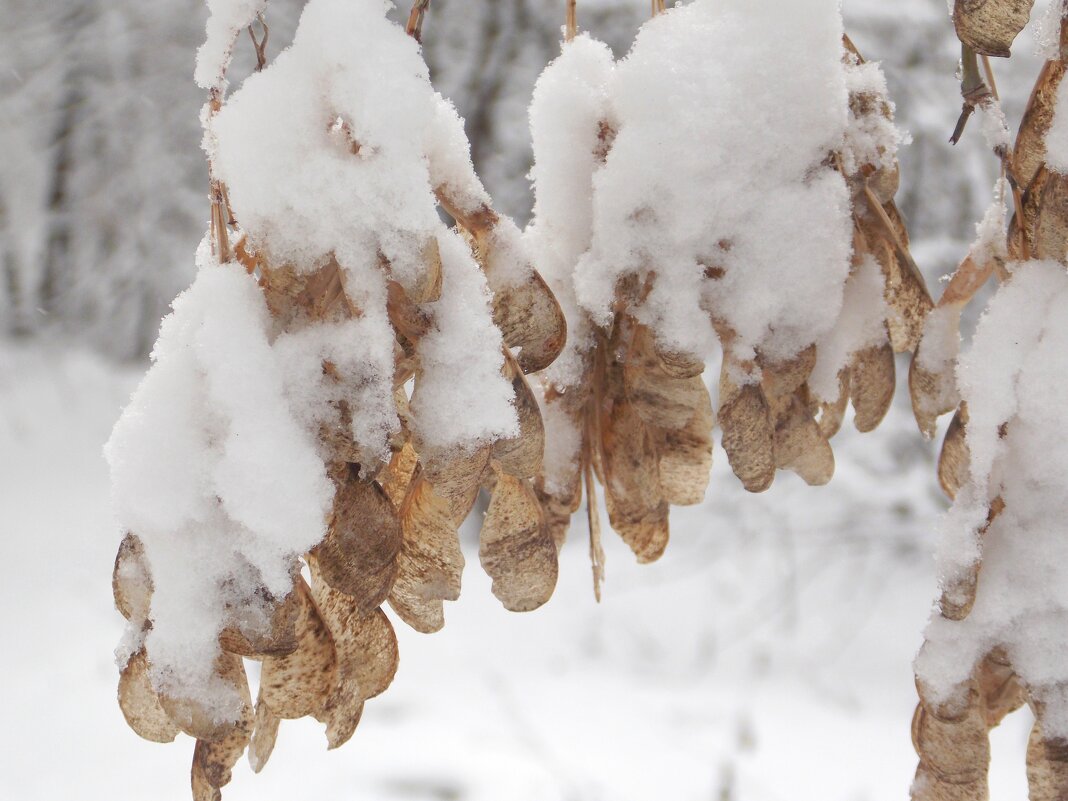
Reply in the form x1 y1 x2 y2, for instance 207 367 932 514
247 698 280 774
491 352 545 480
480 464 559 612
113 532 152 622
772 394 835 486
191 679 253 801
1033 170 1068 261
312 466 401 615
912 689 990 800
159 652 252 743
118 650 180 744
489 269 568 375
418 445 490 527
719 370 775 494
1014 60 1067 192
1027 723 1068 801
388 472 464 633
818 370 850 440
850 340 896 432
600 387 670 562
219 585 301 659
625 327 709 430
259 580 337 720
656 383 714 506
938 405 971 501
952 0 1035 57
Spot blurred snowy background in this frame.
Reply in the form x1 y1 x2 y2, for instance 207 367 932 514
0 1 1051 799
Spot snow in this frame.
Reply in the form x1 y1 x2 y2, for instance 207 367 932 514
917 261 1068 738
7 338 1039 801
105 244 332 706
571 0 852 366
195 0 267 90
841 55 909 178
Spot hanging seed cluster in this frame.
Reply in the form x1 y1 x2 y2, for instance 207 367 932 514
109 2 567 799
910 4 1068 799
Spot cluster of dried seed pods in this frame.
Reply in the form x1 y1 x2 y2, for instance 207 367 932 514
911 5 1068 799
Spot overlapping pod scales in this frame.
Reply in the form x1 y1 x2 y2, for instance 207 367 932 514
311 465 401 615
118 651 180 744
308 561 399 749
480 462 558 612
600 368 670 562
387 469 465 633
258 579 337 720
952 0 1035 58
718 364 775 494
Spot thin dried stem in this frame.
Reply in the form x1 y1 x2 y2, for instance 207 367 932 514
247 14 269 72
406 0 431 43
651 0 666 17
566 0 577 41
951 44 992 145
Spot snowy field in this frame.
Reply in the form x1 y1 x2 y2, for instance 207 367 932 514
0 341 1036 801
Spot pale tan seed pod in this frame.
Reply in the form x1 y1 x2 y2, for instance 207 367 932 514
388 471 465 633
117 650 180 744
1033 169 1068 260
656 384 714 506
160 651 252 743
113 532 152 622
938 405 971 501
817 370 851 440
480 463 559 612
1015 60 1067 192
850 341 896 433
191 679 253 801
1027 721 1068 801
772 394 835 486
311 467 401 615
719 367 775 494
219 581 301 659
259 579 337 720
952 0 1035 58
491 351 545 481
247 698 280 774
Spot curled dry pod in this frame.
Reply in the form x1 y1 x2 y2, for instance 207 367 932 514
719 368 775 493
656 381 715 506
113 532 152 622
312 465 401 615
911 690 991 801
118 650 179 743
160 651 251 743
388 471 465 633
386 279 433 344
259 579 337 720
772 394 835 486
418 444 490 526
600 392 669 562
489 268 568 375
308 559 398 748
818 370 850 440
191 671 253 801
491 351 545 480
247 698 280 774
1014 60 1067 192
868 219 932 354
939 405 971 501
379 442 420 508
480 463 558 612
953 0 1035 57
850 341 895 432
1027 721 1068 801
975 650 1025 727
219 584 301 659
624 326 708 430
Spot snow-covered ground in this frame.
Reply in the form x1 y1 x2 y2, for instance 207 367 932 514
0 341 1036 801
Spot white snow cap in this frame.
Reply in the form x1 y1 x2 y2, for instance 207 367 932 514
571 0 853 367
195 0 267 90
106 243 333 709
213 0 517 453
916 261 1068 739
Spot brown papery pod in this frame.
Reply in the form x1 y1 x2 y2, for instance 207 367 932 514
953 0 1035 57
656 382 714 506
258 579 337 720
491 351 546 480
1014 60 1066 191
600 379 670 562
311 465 401 615
1027 721 1068 801
1032 168 1068 260
849 340 896 433
388 470 465 633
308 562 399 749
113 532 152 622
480 462 559 612
247 699 280 774
938 405 971 501
118 651 180 744
191 670 253 801
218 581 301 659
160 652 252 743
718 365 775 494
